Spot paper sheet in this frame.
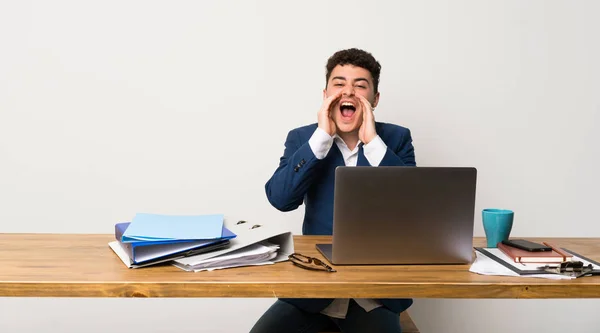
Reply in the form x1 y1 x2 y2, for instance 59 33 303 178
173 242 280 272
469 249 598 280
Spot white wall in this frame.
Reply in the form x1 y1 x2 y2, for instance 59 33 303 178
1 0 598 332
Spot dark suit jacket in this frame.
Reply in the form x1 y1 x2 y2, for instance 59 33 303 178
265 122 416 314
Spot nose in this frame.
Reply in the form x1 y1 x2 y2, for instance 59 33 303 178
342 86 355 97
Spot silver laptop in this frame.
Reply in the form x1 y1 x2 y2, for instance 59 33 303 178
316 166 477 265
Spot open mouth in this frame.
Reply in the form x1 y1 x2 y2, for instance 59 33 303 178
340 101 356 118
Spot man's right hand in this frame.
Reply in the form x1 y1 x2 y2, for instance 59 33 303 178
317 90 343 136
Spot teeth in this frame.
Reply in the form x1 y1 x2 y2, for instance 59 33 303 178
341 102 354 107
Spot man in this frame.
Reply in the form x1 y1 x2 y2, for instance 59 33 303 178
250 48 416 333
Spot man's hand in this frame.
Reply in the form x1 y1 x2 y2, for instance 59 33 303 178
358 94 377 144
318 90 343 136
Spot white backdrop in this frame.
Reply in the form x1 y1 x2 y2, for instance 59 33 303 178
1 1 599 332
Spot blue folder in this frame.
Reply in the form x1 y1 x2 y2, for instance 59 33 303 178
121 213 225 243
114 222 236 265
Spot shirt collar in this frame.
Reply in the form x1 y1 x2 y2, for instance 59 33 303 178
333 134 363 151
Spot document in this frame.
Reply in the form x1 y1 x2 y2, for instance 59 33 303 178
172 218 294 272
471 248 600 280
470 250 573 280
173 241 280 272
122 213 224 242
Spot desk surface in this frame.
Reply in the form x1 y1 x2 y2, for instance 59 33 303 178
1 234 599 298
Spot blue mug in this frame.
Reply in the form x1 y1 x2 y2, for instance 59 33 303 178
482 209 514 248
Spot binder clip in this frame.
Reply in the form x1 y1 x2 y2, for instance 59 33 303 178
540 261 595 278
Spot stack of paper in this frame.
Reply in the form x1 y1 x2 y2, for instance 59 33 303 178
173 241 280 272
171 218 295 272
470 250 574 280
108 213 236 268
108 214 295 272
471 247 600 280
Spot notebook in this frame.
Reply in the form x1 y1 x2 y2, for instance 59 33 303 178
497 242 573 263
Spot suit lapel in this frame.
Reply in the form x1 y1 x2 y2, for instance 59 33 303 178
326 142 345 166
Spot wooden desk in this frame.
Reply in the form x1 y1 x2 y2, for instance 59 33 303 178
1 234 599 298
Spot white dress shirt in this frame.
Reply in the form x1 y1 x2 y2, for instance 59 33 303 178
308 127 387 319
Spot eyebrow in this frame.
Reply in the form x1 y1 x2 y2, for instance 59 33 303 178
331 76 370 85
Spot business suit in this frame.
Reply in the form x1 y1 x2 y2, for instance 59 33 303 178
264 121 416 316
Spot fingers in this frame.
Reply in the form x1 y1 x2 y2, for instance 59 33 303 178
325 89 344 101
357 95 377 144
318 91 342 136
357 94 373 112
357 95 374 121
322 90 343 109
320 91 343 121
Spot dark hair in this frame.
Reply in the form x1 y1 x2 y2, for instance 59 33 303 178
325 48 382 93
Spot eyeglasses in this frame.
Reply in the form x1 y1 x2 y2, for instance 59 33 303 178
288 253 336 272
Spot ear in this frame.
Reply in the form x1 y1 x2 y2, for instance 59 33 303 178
323 88 327 99
372 92 380 108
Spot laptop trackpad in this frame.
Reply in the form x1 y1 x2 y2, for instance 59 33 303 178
316 243 333 264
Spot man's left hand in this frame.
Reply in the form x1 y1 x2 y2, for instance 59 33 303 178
358 95 377 144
